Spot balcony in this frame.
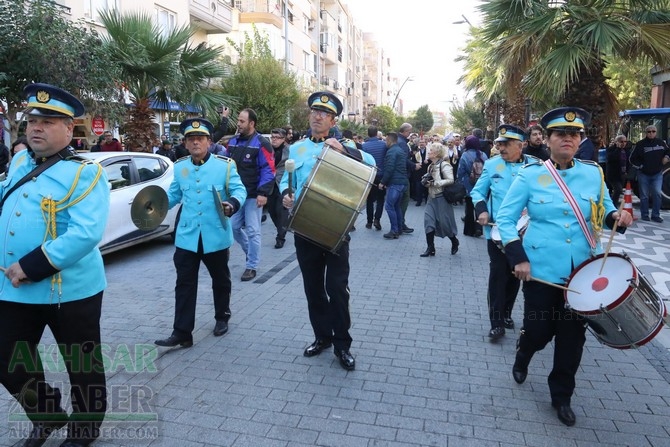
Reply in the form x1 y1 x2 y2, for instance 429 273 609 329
189 0 233 33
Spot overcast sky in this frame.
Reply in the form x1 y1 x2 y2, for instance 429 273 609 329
346 0 483 113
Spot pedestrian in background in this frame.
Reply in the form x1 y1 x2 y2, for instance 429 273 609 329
419 142 459 257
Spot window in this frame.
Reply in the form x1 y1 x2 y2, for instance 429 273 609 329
86 0 117 22
155 6 177 37
105 161 131 190
134 157 166 183
287 41 293 66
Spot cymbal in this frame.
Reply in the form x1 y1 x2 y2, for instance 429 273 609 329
212 188 229 230
131 185 169 231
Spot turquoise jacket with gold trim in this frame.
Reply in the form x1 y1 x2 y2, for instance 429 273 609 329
168 153 247 253
0 149 109 304
470 154 537 240
497 159 618 284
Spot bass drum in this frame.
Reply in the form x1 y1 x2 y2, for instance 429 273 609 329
288 145 376 252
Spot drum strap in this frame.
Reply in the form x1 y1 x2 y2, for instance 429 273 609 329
543 159 597 249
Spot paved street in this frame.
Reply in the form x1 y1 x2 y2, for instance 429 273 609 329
2 203 670 447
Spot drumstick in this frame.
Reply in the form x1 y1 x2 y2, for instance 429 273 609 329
599 199 626 275
530 276 581 294
285 159 295 196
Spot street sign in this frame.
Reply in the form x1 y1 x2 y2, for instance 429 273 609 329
92 116 105 136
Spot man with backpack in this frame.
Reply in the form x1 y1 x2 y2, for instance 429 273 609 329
457 135 488 236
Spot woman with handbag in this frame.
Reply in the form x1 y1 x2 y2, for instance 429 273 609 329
420 142 459 256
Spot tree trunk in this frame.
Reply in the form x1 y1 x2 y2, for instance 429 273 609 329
125 98 156 152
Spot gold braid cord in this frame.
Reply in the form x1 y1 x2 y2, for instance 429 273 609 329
39 162 103 303
590 167 606 245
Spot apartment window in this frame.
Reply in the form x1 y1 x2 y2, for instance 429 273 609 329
287 41 293 66
86 0 117 22
155 6 177 37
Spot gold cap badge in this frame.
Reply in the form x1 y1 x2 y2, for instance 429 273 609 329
36 90 50 103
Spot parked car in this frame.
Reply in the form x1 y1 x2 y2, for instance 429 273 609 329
79 152 179 255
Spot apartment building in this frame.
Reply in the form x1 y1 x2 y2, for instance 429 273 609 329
51 0 398 139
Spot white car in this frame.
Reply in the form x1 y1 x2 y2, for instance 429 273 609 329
79 152 180 255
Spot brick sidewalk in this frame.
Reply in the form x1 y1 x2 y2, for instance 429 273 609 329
1 204 670 447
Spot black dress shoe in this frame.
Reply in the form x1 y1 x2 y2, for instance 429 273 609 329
503 318 515 329
155 335 193 348
373 219 381 230
401 225 414 234
552 403 576 426
23 420 68 447
365 222 372 229
488 326 505 340
335 349 355 371
303 339 332 357
213 321 228 336
274 239 285 249
383 231 399 239
512 351 529 384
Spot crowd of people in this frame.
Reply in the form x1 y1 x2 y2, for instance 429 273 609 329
0 80 667 447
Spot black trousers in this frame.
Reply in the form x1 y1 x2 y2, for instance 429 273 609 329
487 240 520 328
172 236 231 339
463 196 482 236
366 180 385 223
267 183 288 241
519 281 587 406
0 293 106 444
294 234 352 351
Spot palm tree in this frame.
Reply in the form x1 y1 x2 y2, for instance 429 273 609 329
477 0 670 139
100 10 233 151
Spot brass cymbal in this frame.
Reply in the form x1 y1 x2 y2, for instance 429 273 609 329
131 185 169 231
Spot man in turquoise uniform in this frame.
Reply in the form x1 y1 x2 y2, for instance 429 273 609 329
155 118 247 348
496 107 633 427
0 84 110 447
280 92 374 371
471 124 536 341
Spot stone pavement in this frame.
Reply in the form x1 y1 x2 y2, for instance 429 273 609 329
1 203 670 447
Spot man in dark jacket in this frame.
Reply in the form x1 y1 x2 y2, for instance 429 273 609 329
523 125 550 161
629 125 670 222
379 132 409 239
362 126 387 230
226 108 276 281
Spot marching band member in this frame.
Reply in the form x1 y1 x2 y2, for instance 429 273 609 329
471 124 537 341
496 108 632 426
155 118 247 348
280 91 374 371
0 83 109 447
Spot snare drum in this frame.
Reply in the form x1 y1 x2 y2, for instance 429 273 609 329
491 214 531 251
288 145 376 252
565 253 666 349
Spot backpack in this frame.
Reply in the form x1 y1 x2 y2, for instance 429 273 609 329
469 153 484 183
